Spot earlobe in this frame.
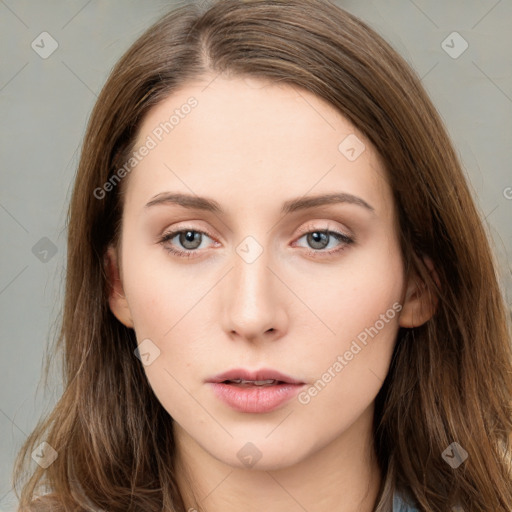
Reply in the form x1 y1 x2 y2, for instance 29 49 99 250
104 245 134 329
399 256 439 328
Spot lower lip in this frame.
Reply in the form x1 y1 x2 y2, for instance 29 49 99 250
209 382 305 413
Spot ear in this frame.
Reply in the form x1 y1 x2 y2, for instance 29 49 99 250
104 245 134 328
399 256 439 328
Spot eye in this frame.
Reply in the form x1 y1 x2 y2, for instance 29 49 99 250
158 228 217 259
158 223 355 259
294 224 354 257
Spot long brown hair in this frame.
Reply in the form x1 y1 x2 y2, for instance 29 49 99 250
13 0 512 510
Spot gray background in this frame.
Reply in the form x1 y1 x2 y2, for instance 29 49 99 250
1 0 511 510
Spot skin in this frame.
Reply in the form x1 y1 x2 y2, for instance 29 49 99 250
107 75 434 512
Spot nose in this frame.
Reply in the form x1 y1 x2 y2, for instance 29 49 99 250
221 243 287 344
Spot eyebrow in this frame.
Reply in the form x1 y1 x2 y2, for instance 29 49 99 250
144 192 375 215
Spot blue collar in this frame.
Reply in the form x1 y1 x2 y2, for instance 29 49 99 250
392 490 419 511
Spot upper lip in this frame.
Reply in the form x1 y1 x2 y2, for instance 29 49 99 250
207 368 305 385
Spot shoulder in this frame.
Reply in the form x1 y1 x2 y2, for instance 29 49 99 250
20 493 103 512
19 494 65 512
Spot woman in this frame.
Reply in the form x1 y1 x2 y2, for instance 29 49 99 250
13 0 512 510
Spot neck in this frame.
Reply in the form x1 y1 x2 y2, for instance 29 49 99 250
174 404 382 512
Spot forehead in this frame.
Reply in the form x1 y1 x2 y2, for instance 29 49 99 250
125 75 391 217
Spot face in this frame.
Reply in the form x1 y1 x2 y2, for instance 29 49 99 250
107 75 425 471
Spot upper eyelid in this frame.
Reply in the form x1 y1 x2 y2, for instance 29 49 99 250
162 217 352 236
295 220 352 236
161 225 216 241
161 223 350 238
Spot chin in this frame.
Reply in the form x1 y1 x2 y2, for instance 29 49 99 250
205 435 312 472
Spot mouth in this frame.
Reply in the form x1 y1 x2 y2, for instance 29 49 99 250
206 368 305 386
220 378 287 387
206 368 306 413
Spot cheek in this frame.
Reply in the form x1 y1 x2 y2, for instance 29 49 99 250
301 234 403 343
120 252 204 415
120 237 212 374
295 235 404 397
120 226 189 336
300 293 401 398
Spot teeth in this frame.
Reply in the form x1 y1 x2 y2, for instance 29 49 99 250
228 379 278 385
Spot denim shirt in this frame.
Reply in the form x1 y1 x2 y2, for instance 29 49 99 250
392 490 419 511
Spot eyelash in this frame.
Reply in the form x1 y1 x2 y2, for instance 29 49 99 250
158 224 354 259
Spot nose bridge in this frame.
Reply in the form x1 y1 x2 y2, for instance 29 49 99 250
223 235 283 339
